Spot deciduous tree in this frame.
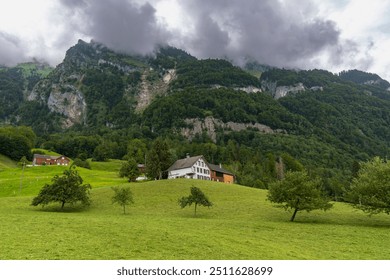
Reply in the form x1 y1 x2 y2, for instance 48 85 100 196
119 158 140 182
112 186 134 214
179 187 213 216
267 171 332 221
347 157 390 215
31 166 91 210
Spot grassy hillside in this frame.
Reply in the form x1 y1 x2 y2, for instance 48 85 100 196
0 163 124 197
0 154 17 171
0 179 390 260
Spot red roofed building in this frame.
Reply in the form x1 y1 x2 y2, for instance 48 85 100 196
33 154 71 166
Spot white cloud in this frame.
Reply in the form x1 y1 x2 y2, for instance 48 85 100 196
0 0 79 65
311 0 390 80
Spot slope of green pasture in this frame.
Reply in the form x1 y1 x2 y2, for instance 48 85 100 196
0 179 390 260
88 159 125 172
0 154 17 170
0 164 124 197
31 149 62 156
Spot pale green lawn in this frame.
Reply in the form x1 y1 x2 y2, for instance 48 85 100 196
0 154 17 171
0 163 124 197
0 179 389 260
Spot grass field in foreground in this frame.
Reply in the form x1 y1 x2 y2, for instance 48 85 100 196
0 179 390 260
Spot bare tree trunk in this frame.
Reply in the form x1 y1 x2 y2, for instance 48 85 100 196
290 198 300 222
194 203 197 216
290 208 299 222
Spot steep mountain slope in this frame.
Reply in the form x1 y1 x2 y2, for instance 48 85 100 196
27 40 149 128
258 68 390 160
29 41 201 129
339 69 390 91
0 61 53 120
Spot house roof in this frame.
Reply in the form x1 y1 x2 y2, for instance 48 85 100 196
208 163 235 176
33 154 69 160
168 155 205 171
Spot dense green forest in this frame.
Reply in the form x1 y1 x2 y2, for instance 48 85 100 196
171 58 261 89
1 41 390 200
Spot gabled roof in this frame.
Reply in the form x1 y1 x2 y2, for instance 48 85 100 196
208 163 235 176
33 154 69 160
168 155 206 171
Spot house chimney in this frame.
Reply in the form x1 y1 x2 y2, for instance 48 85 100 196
219 163 222 168
186 153 190 158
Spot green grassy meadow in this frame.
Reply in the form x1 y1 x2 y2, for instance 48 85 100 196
0 154 17 170
1 157 390 260
0 164 123 197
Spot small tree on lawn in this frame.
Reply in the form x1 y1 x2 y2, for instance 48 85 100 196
179 187 213 216
112 186 134 214
31 166 91 210
267 171 333 222
347 157 390 215
119 158 140 182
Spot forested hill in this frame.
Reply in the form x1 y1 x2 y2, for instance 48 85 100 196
1 40 390 194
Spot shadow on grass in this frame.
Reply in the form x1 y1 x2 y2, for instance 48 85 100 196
293 217 390 228
266 209 390 228
30 204 91 213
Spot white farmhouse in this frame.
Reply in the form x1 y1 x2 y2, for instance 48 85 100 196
168 155 211 180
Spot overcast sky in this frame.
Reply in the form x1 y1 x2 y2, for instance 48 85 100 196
1 0 389 80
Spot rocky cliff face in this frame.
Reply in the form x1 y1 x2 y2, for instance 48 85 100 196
261 80 306 99
46 86 87 127
181 116 285 142
274 83 305 99
26 40 151 127
261 80 324 99
27 65 88 127
25 40 177 127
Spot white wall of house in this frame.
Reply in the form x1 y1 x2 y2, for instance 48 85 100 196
193 158 211 180
168 157 211 180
